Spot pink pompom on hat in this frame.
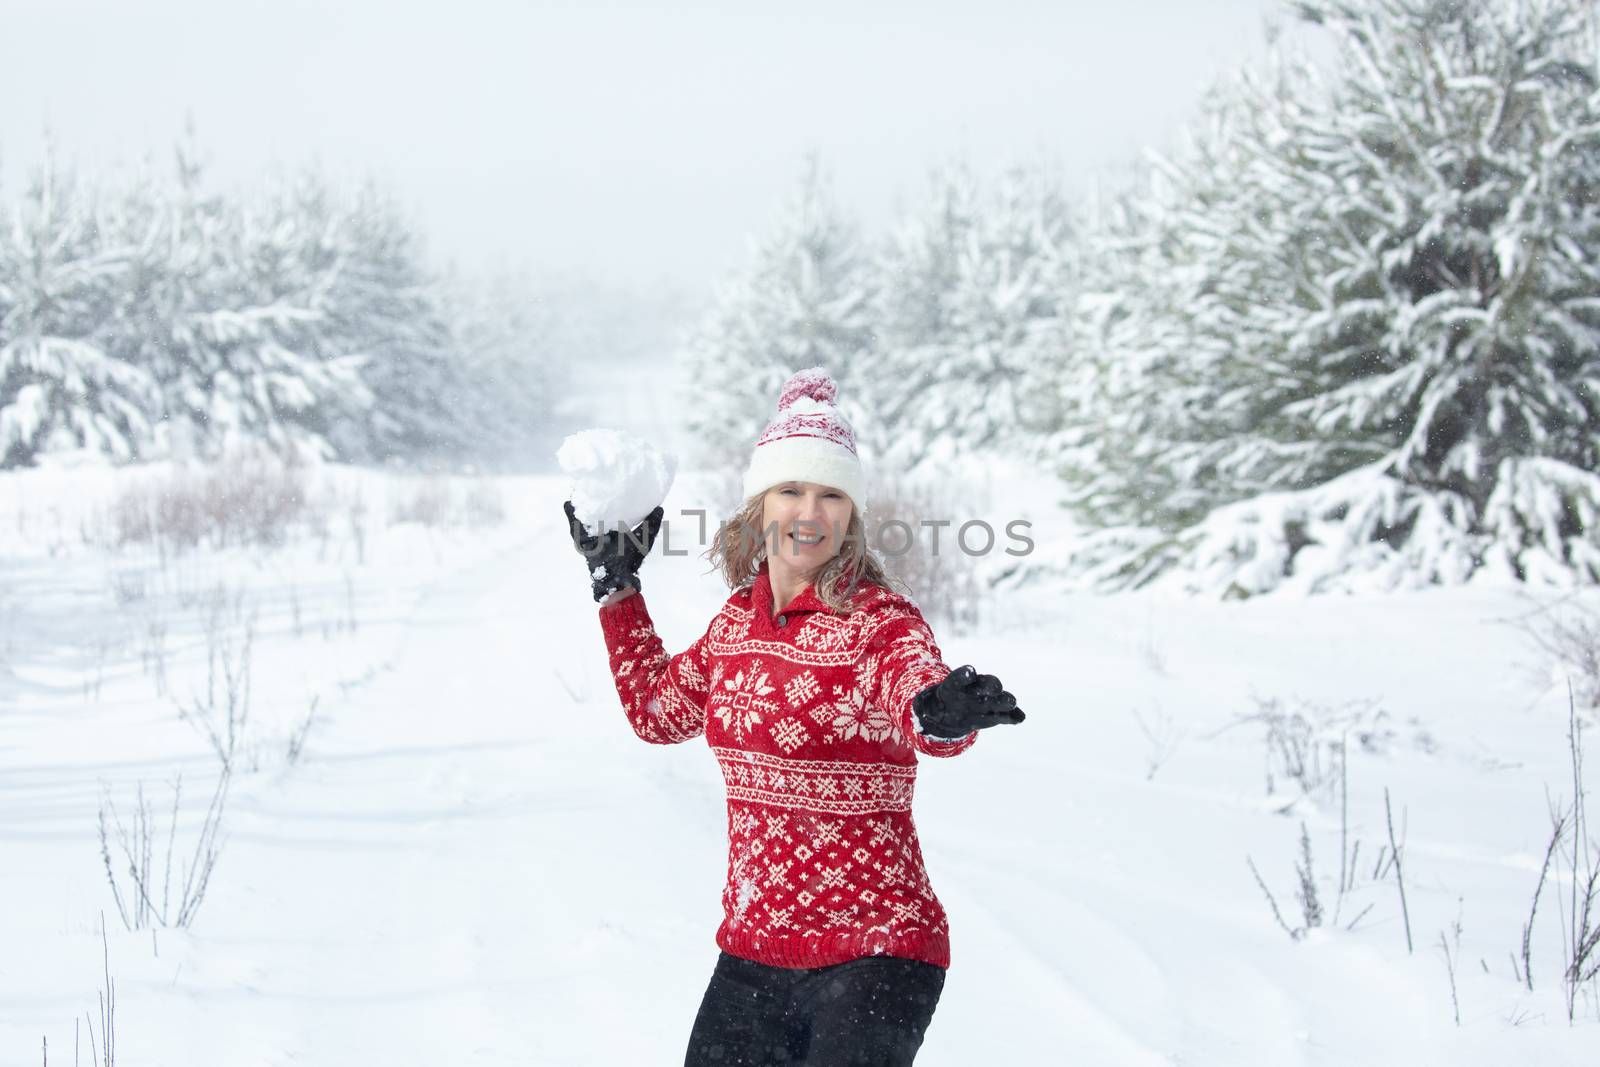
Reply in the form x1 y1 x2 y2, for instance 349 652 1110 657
742 367 865 511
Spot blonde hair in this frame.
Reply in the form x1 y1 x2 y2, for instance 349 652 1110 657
704 491 903 613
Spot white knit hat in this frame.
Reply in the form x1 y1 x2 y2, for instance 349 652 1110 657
742 367 865 511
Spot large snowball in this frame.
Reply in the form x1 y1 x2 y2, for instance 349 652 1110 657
556 428 678 531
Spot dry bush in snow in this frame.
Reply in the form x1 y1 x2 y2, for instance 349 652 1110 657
388 475 506 530
1518 688 1600 1020
1508 594 1600 717
175 584 257 773
1223 695 1434 811
105 448 313 555
97 770 229 933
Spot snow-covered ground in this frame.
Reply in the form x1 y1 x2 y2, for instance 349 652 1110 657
2 460 1598 1065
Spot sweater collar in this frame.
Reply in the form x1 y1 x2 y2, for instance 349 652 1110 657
751 559 837 620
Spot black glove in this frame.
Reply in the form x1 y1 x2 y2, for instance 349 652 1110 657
912 665 1025 739
564 500 665 602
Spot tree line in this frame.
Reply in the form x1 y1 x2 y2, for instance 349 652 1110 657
682 0 1600 594
0 139 562 470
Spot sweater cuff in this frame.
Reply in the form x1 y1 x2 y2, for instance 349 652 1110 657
598 591 653 646
902 661 977 756
919 728 977 744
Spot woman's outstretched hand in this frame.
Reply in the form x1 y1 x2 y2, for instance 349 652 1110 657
564 500 665 603
912 665 1025 739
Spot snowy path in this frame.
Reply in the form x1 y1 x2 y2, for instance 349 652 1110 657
148 512 733 1065
5 471 1600 1064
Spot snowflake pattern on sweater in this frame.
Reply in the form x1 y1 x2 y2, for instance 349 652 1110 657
598 561 976 970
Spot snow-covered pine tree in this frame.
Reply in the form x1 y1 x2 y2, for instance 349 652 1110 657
2 131 564 470
310 179 469 464
1055 85 1287 575
873 163 981 470
259 175 563 468
0 152 156 467
875 164 1075 473
1066 0 1600 595
128 148 367 463
680 157 877 502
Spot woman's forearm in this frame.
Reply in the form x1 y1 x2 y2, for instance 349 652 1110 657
597 588 708 744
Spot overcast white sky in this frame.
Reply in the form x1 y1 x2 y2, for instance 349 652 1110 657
2 0 1283 293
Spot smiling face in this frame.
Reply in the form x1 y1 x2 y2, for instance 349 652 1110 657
761 481 855 578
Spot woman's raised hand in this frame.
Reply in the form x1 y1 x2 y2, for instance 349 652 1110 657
564 500 665 603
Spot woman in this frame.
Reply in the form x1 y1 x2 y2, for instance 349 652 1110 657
564 368 1024 1066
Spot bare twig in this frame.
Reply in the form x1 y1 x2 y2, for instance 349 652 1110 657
1248 855 1300 940
1439 928 1460 1026
102 912 115 1067
82 912 116 1067
1571 682 1584 1015
1132 704 1184 781
175 769 231 929
1524 808 1566 992
1295 822 1323 931
286 695 320 765
1385 787 1413 954
1339 735 1349 903
96 808 131 932
175 585 256 773
1572 868 1599 984
1562 680 1599 1020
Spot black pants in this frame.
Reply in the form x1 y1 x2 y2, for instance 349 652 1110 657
683 951 945 1066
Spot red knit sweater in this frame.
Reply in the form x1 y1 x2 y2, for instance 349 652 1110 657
597 561 976 970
